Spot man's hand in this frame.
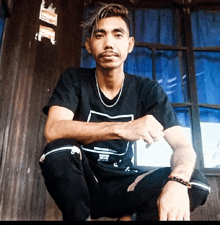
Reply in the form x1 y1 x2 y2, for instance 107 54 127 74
122 114 164 145
157 181 190 221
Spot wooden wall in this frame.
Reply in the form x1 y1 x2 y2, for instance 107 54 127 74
0 0 83 220
0 0 219 221
191 176 220 221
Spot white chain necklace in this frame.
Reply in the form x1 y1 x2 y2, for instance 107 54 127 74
95 71 124 108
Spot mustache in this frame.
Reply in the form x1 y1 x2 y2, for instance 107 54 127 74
98 51 119 58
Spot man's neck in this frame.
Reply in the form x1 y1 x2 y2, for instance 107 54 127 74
96 67 125 100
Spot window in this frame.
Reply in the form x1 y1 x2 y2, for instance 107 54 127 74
0 1 8 85
191 9 220 172
80 1 220 174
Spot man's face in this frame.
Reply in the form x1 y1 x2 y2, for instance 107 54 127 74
85 16 134 70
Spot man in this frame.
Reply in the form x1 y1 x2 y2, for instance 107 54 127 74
40 3 210 221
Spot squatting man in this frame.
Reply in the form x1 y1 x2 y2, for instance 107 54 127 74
39 3 210 221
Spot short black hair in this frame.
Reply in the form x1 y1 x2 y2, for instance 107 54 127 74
82 3 131 37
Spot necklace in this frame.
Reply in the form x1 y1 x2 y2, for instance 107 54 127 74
95 71 124 108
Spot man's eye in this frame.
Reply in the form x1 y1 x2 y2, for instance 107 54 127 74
115 33 123 38
95 34 103 38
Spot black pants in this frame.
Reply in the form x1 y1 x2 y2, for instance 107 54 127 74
39 138 210 221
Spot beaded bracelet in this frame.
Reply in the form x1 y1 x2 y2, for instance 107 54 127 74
167 175 192 189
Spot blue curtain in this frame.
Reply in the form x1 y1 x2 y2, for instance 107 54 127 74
191 10 220 105
133 9 177 45
191 10 220 124
0 17 5 47
0 1 8 49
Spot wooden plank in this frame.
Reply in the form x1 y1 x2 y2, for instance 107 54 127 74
28 39 60 220
0 0 83 220
0 0 41 220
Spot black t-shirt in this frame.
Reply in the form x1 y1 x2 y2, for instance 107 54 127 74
43 67 180 177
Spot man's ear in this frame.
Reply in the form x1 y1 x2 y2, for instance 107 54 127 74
85 38 92 53
128 36 135 53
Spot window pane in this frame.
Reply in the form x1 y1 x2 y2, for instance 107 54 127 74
155 50 189 103
200 108 220 168
194 52 220 104
0 17 5 49
124 47 152 79
134 9 178 45
136 107 191 167
174 107 191 127
136 138 172 167
81 48 95 68
173 107 192 142
191 10 220 47
126 49 189 103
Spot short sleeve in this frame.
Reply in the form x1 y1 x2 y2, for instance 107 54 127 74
142 81 180 130
43 68 79 115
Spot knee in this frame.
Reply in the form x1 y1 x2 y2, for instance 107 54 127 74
39 138 83 175
189 169 210 211
42 138 82 156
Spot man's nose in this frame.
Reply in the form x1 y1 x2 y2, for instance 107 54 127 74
103 36 114 49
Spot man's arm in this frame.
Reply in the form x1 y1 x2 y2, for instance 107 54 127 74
157 125 197 221
165 126 196 180
44 105 125 144
44 105 164 144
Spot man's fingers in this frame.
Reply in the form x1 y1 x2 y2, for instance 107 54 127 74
183 211 190 221
159 215 167 221
167 212 177 221
158 209 167 221
160 210 187 221
159 210 190 221
144 131 165 148
175 212 185 221
149 131 165 141
143 132 154 145
158 202 190 221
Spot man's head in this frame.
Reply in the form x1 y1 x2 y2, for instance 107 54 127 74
82 3 131 38
83 3 135 70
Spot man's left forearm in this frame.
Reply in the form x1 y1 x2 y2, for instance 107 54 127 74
158 126 197 220
170 144 197 181
163 126 197 182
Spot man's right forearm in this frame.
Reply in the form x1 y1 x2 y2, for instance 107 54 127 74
45 120 125 144
45 114 164 145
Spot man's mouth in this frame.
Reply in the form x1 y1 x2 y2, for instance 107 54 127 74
99 51 119 58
